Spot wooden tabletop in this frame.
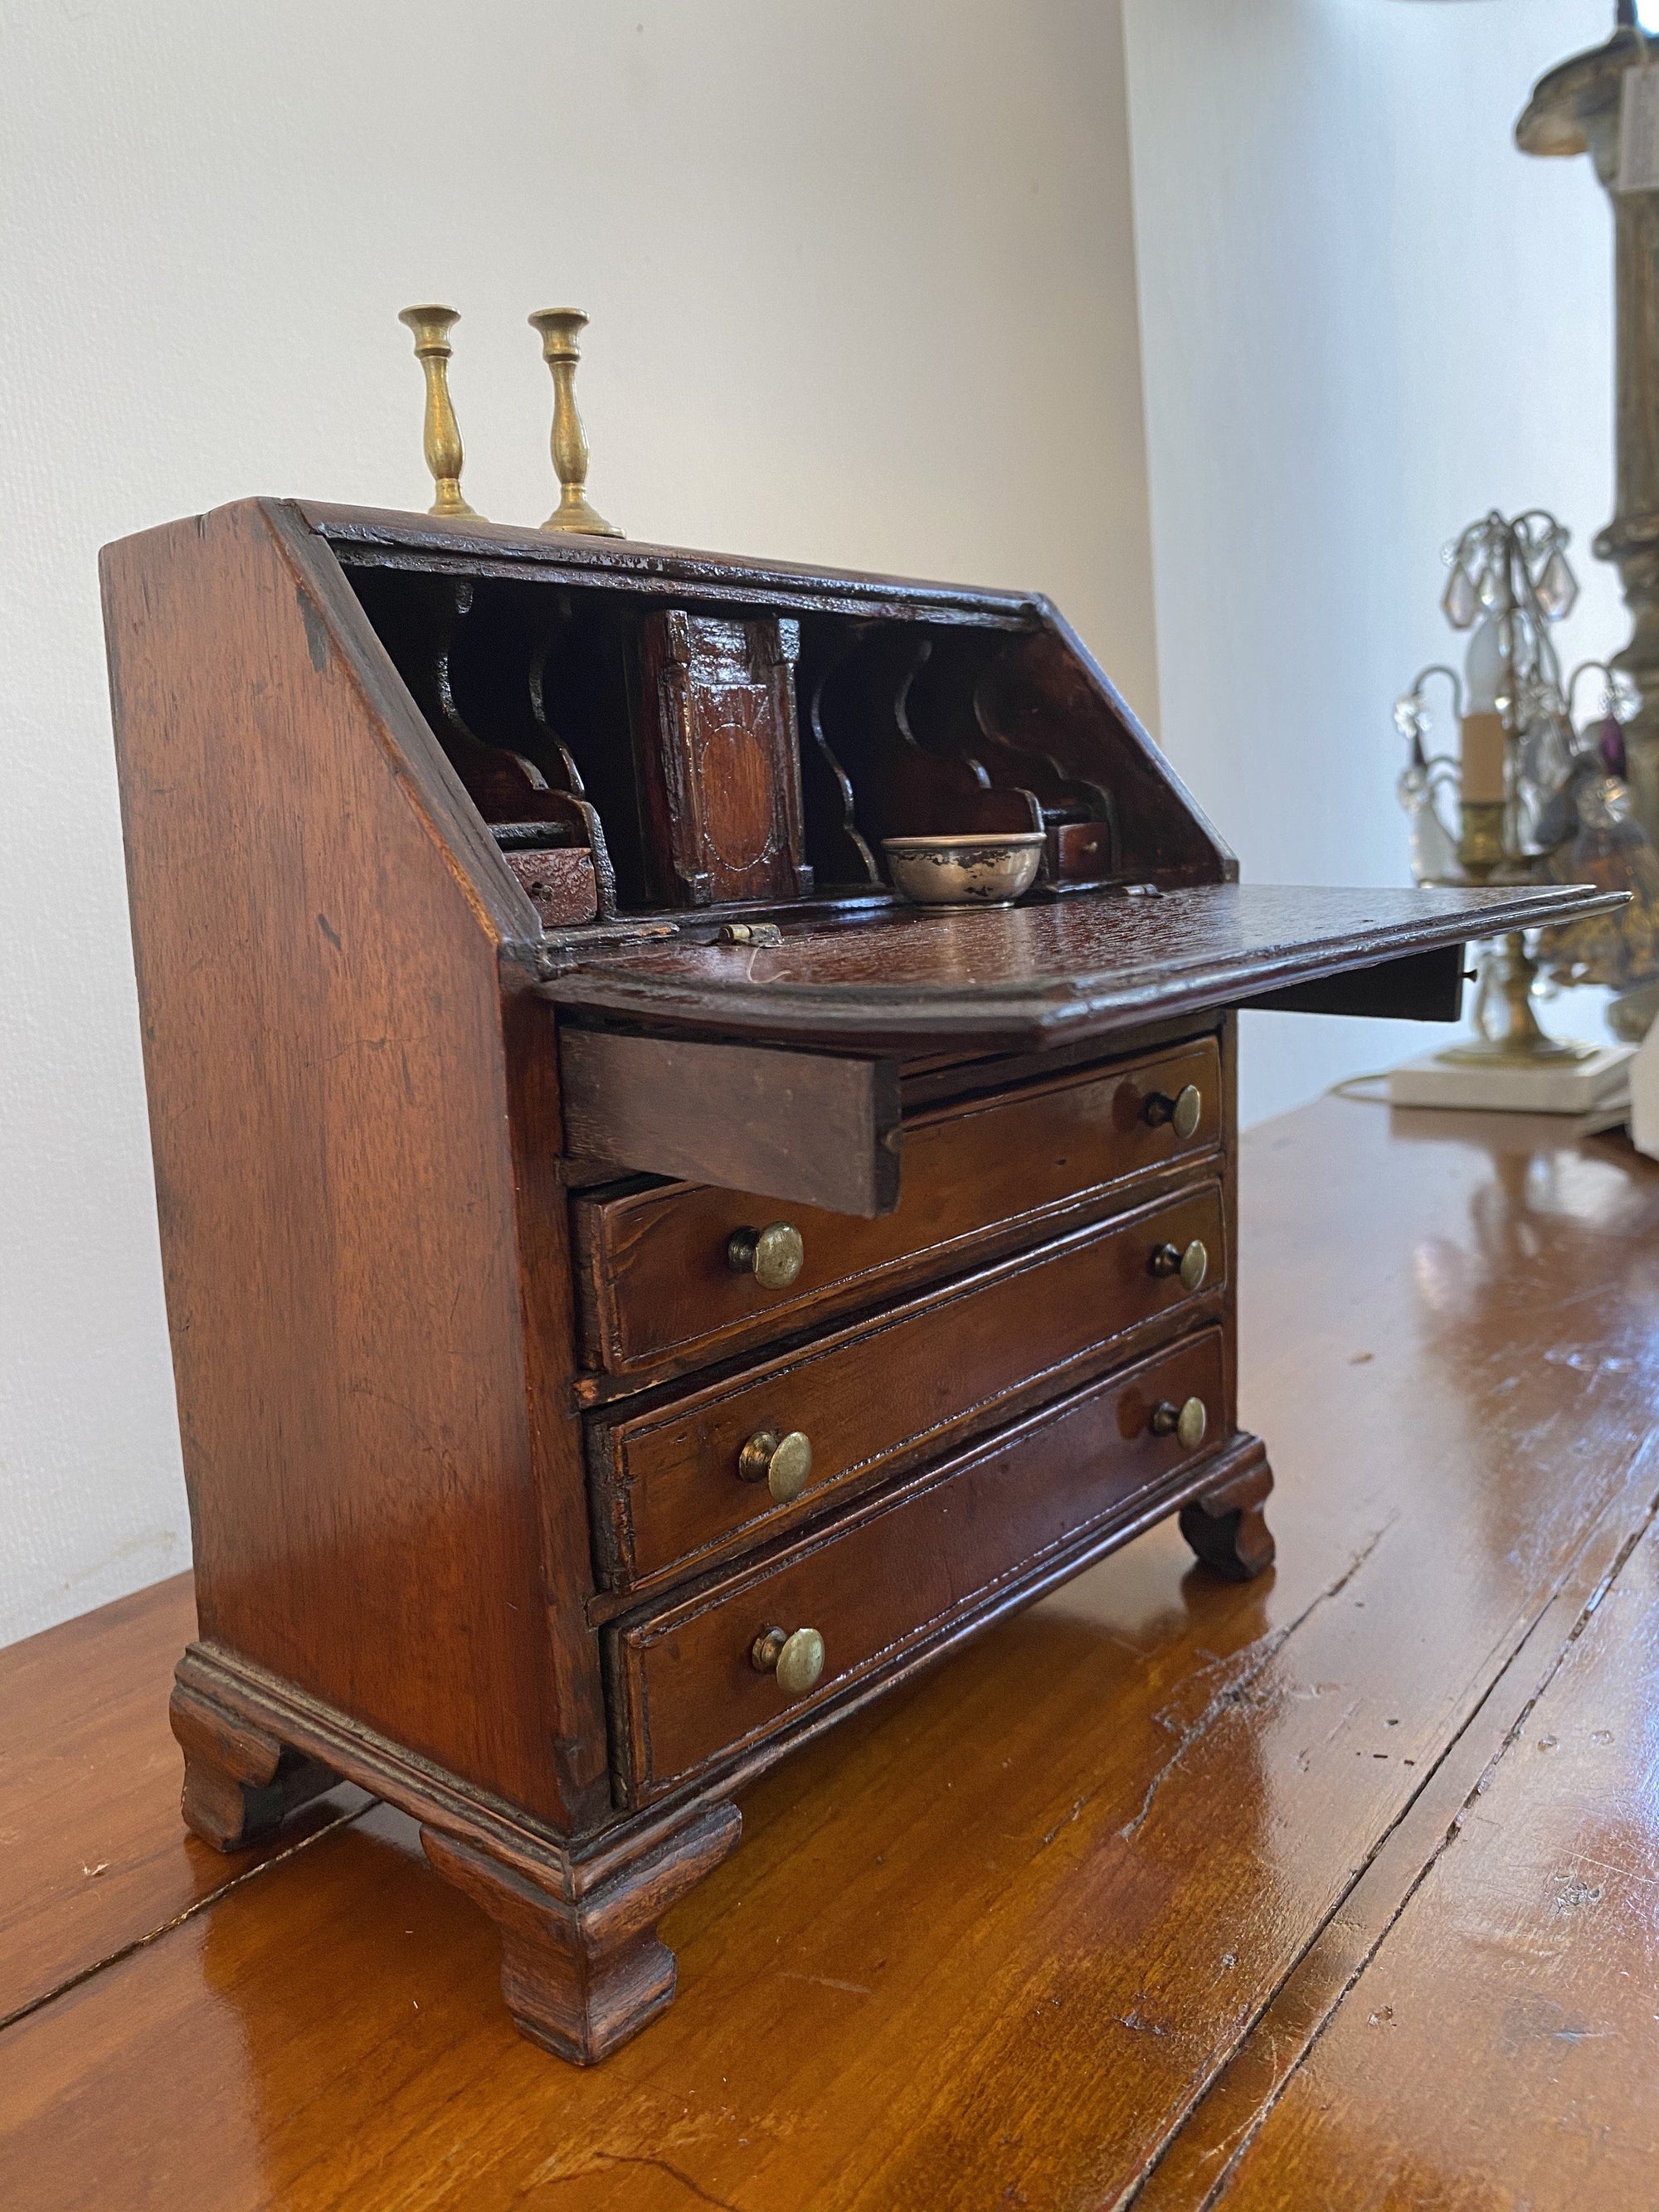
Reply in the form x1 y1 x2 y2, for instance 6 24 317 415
4 1093 1657 2211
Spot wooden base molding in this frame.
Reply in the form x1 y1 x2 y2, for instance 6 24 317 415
170 1682 339 1852
170 1642 743 2062
421 1812 741 2064
164 1432 1271 2058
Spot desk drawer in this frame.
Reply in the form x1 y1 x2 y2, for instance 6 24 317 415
574 1034 1220 1379
606 1327 1227 1806
590 1179 1225 1593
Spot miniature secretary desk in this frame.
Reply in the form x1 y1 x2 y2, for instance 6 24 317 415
104 497 1605 2063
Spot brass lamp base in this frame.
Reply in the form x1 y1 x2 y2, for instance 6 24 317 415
1434 931 1598 1070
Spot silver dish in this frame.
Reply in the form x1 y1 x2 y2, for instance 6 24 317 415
881 831 1046 909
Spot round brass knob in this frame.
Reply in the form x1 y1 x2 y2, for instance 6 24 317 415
727 1222 805 1291
1151 1396 1209 1451
751 1625 825 1697
1142 1083 1203 1141
737 1428 814 1503
1149 1237 1209 1293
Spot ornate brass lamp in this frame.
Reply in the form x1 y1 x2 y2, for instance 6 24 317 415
1393 508 1658 1087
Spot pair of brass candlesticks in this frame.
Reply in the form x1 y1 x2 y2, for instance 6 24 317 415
397 304 621 537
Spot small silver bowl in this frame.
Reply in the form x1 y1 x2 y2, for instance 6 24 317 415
881 831 1046 909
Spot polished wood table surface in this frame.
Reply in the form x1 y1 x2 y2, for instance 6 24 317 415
4 1094 1657 2211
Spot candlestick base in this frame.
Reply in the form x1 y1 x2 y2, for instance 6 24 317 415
542 487 622 538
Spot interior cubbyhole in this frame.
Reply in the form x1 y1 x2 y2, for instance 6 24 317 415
343 558 1205 921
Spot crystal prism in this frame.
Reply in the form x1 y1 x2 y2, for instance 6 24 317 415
1536 547 1578 620
1397 764 1458 885
1441 562 1477 629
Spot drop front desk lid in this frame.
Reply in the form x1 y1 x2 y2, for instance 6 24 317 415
538 880 1621 1057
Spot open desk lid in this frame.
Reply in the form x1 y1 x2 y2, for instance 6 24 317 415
538 880 1623 1057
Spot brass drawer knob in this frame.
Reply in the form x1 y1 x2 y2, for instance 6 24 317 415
1149 1237 1209 1294
1151 1396 1209 1451
1142 1083 1203 1141
737 1428 814 1504
752 1625 825 1697
727 1222 805 1291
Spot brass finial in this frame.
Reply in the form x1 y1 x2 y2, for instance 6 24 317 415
528 308 622 537
398 304 479 520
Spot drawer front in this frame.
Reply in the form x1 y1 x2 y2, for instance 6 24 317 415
591 1179 1226 1592
574 1034 1221 1378
606 1327 1227 1804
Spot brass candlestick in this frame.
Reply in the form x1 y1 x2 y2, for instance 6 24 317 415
528 308 621 537
398 304 479 520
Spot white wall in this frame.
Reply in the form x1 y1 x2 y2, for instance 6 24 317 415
1124 0 1627 1127
4 0 1637 1646
0 1 1158 1644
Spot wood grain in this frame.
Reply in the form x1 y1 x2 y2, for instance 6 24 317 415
501 845 598 926
5 1101 1659 2205
0 1577 367 2030
419 1803 743 2066
86 479 1659 2144
630 611 810 907
573 1033 1222 1378
606 1330 1235 1805
589 1178 1225 1595
559 1029 902 1218
1136 1424 1659 2211
1204 1464 1659 2211
303 498 1233 896
541 882 1623 1053
103 500 607 1829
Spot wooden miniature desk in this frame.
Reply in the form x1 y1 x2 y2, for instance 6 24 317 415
100 500 1611 2062
5 1093 1657 2210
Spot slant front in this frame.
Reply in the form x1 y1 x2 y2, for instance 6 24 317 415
541 881 1620 1052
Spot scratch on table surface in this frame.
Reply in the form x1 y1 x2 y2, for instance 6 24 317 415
541 2152 742 2211
1117 1522 1395 1845
530 2103 795 2207
1144 1481 1659 2211
778 1970 873 1996
1040 1796 1092 1849
1559 1850 1657 1893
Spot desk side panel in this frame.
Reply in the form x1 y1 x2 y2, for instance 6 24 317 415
102 500 607 1829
